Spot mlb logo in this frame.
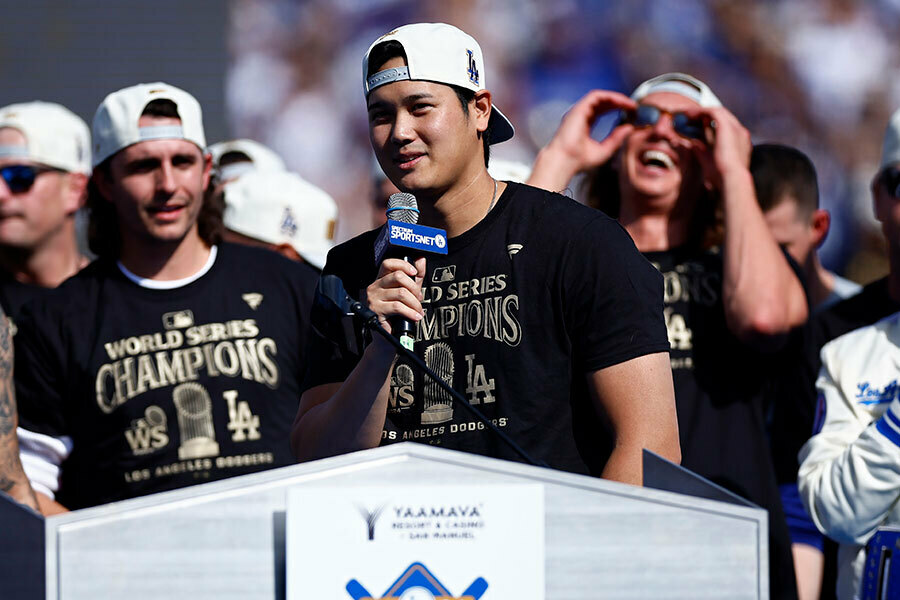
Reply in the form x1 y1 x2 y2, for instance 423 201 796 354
432 266 456 283
162 310 194 329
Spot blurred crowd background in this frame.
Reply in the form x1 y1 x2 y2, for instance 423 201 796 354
5 0 900 279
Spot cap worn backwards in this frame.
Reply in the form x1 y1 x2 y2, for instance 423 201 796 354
92 82 206 167
0 101 92 174
362 22 514 145
630 73 722 108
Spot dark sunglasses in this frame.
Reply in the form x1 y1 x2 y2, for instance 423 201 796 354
0 164 60 194
621 104 706 140
882 167 900 199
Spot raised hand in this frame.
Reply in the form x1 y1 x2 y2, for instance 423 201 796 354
684 105 752 191
529 90 637 191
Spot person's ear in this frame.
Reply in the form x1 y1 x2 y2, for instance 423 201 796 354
64 172 89 214
810 208 830 248
472 90 492 135
274 243 304 263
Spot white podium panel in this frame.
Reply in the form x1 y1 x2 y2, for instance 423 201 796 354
27 443 767 599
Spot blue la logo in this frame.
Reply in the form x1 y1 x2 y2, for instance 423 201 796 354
280 207 298 238
466 50 479 86
346 562 487 599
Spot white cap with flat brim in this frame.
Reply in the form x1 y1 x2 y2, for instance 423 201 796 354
882 107 900 170
92 82 206 167
363 22 514 145
630 72 722 108
0 101 92 174
223 170 337 270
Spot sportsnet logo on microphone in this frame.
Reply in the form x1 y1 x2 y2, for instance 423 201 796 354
374 220 449 263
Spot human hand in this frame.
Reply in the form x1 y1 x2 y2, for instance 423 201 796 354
546 89 637 173
364 257 426 342
684 105 752 190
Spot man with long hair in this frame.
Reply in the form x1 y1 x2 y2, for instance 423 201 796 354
13 83 318 512
529 74 807 598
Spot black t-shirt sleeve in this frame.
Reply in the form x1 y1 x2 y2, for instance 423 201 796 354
300 238 375 394
14 297 69 437
563 215 669 372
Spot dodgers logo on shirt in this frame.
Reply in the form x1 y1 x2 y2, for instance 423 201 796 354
855 380 900 405
346 562 487 600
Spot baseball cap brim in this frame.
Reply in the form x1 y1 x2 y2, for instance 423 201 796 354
488 105 514 145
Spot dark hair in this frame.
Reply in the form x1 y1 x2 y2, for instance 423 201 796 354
217 150 252 168
367 40 491 167
582 158 724 250
750 143 819 217
87 99 223 259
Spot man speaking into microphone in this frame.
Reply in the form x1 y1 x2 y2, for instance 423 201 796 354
291 23 680 484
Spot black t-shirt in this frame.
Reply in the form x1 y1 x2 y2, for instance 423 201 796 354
643 245 797 600
302 182 669 475
0 271 55 334
14 243 318 509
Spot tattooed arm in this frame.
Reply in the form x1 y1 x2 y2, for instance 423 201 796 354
0 309 39 511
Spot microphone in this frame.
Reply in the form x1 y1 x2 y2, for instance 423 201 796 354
385 192 418 224
374 193 448 350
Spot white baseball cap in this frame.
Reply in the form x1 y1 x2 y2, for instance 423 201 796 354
882 107 900 170
363 22 515 145
487 158 532 183
631 73 722 108
208 139 286 181
0 101 91 174
92 82 206 167
223 170 337 269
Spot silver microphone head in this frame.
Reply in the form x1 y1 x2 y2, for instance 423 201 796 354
386 192 419 224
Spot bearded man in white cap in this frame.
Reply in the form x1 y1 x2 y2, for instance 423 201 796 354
798 107 900 600
0 102 91 323
528 75 808 598
13 82 318 512
293 23 680 486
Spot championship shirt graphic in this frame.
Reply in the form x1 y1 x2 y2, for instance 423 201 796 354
346 562 487 600
100 307 282 487
384 265 515 443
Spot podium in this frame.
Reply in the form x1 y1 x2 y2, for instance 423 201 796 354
1 443 767 599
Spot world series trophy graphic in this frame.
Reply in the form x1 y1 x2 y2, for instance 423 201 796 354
173 382 220 460
421 342 454 424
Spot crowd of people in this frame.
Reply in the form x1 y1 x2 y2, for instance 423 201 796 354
228 0 900 276
1 15 899 600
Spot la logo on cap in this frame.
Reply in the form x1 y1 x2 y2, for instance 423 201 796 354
466 49 479 85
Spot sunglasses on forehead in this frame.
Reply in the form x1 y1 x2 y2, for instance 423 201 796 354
882 167 900 199
620 105 706 140
0 164 61 194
